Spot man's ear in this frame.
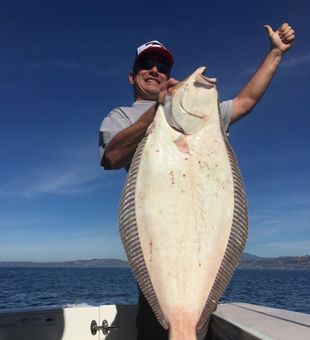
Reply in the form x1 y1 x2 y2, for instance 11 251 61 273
129 72 135 85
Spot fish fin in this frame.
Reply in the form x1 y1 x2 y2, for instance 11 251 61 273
119 135 169 330
196 140 248 339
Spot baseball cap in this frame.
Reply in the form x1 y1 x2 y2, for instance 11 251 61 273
134 40 174 67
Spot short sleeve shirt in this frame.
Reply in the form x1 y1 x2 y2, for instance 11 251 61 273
99 100 232 165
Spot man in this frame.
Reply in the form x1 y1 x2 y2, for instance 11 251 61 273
99 23 295 339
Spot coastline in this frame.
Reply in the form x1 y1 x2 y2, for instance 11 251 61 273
0 254 309 270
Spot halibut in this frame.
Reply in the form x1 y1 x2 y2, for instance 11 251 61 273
119 67 248 340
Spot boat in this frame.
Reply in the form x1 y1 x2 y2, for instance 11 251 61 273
0 302 309 339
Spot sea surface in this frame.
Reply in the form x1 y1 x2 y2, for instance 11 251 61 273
0 267 309 314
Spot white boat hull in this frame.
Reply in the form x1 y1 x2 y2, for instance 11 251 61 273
0 303 309 339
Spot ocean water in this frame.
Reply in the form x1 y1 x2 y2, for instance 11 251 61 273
0 267 309 314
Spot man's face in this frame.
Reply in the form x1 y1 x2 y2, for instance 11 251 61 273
129 53 170 101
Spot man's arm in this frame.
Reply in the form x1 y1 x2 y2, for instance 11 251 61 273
103 78 179 169
103 103 158 169
230 23 295 124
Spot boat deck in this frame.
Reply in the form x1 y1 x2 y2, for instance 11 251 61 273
208 302 310 339
0 302 309 339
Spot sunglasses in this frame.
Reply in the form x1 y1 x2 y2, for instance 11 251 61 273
136 59 170 75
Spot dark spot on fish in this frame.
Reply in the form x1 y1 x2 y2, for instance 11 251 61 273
198 262 201 267
149 241 153 262
185 158 188 160
182 174 186 177
169 171 175 185
156 150 159 152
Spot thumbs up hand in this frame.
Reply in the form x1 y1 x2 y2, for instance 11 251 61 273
264 23 295 55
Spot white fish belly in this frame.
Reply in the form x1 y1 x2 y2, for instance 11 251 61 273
135 107 234 330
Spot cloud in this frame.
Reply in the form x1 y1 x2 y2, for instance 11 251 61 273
281 52 310 68
0 165 98 199
0 214 47 230
0 232 126 262
245 187 310 253
266 240 310 249
24 58 127 79
0 58 129 91
27 59 110 78
246 240 310 257
262 241 310 255
23 167 99 198
0 139 125 199
0 210 125 261
0 164 124 199
234 51 310 82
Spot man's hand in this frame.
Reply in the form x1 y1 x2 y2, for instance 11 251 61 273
264 23 295 55
158 78 179 104
231 23 295 124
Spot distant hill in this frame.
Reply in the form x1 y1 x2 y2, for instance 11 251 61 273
239 255 310 269
0 254 309 269
0 258 128 268
240 252 268 261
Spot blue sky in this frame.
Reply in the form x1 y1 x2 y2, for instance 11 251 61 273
0 0 309 261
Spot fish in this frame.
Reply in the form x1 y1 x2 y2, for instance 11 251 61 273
119 67 248 340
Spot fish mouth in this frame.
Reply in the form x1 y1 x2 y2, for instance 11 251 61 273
194 73 217 88
179 71 217 119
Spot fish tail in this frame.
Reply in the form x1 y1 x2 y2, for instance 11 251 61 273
169 325 197 340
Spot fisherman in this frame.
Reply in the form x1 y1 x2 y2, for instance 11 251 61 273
99 23 295 339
